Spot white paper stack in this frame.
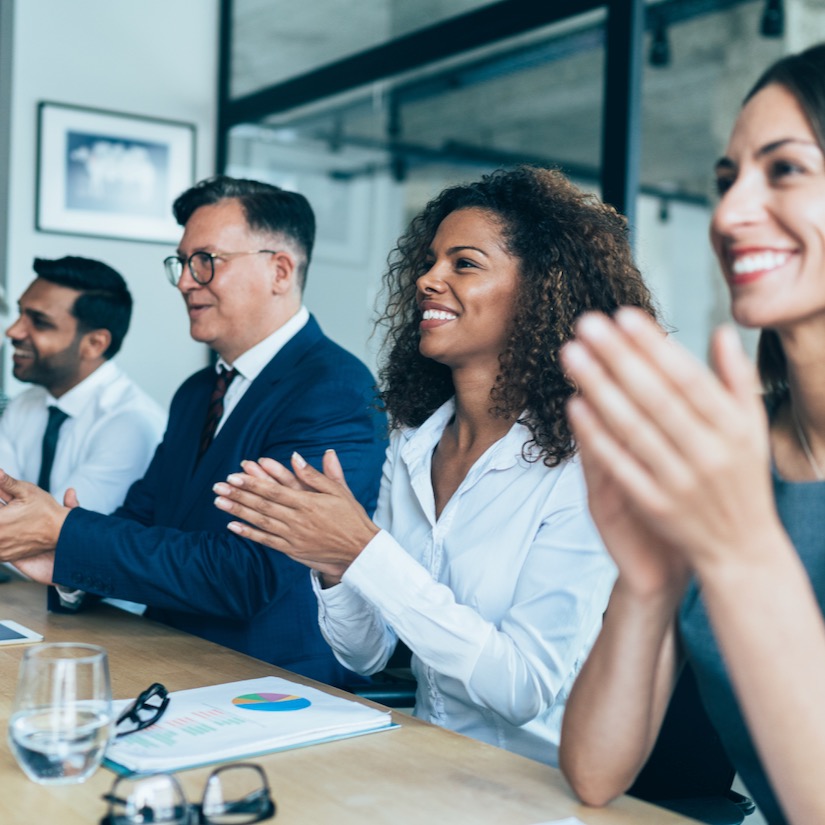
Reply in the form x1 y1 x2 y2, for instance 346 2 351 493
105 676 394 773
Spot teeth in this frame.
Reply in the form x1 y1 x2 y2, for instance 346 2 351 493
731 251 791 275
422 309 457 321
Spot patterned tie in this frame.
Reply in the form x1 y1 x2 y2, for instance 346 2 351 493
38 406 69 492
197 366 238 460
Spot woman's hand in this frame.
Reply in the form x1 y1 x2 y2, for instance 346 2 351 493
214 450 379 584
562 314 689 601
562 308 776 579
575 420 691 602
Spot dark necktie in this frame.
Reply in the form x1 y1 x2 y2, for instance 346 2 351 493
38 406 69 492
197 366 238 460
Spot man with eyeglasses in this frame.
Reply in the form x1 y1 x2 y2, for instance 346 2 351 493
6 176 386 688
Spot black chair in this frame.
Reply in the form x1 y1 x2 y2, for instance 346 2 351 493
353 642 417 709
628 664 755 824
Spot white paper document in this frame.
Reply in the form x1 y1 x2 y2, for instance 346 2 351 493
105 676 394 773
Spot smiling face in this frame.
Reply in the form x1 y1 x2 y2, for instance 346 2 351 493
176 198 297 363
415 207 520 372
6 279 87 397
711 83 825 331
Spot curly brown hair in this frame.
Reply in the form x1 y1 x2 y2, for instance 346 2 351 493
376 165 657 466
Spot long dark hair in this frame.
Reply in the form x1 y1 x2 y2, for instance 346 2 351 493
744 43 825 401
376 165 657 466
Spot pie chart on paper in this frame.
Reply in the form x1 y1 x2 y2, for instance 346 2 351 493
232 692 312 712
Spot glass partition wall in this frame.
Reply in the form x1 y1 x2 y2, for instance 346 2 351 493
219 0 784 368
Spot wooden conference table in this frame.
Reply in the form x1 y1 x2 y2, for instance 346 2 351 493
0 580 697 824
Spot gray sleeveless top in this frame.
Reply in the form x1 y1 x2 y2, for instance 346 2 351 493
679 469 825 825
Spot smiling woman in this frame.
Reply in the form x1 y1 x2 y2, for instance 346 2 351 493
415 208 520 375
215 164 656 766
557 43 825 825
378 165 654 467
711 83 825 336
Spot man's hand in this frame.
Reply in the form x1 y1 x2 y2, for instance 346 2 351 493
12 551 56 585
0 471 71 561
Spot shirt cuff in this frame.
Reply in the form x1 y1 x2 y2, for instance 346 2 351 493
312 568 369 620
55 585 85 606
341 529 433 620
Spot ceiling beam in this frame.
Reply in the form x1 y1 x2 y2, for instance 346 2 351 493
221 0 604 129
222 0 756 135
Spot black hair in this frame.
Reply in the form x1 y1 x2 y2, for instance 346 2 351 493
172 175 316 289
32 256 132 359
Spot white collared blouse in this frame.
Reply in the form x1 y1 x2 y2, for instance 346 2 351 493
315 399 615 766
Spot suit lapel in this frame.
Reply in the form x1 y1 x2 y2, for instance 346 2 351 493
174 317 324 524
182 370 215 482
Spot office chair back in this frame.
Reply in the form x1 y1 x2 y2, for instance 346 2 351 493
628 663 754 824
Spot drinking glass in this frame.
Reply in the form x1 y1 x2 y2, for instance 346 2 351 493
8 642 114 784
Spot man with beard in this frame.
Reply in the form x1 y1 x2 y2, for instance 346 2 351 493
0 256 165 603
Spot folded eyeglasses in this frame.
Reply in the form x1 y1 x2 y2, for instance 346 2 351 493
116 683 170 738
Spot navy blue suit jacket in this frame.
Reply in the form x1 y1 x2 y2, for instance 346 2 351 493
52 317 386 687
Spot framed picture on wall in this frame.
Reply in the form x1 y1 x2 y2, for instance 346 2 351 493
36 102 195 244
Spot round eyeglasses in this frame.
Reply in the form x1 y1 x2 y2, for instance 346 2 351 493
163 250 278 287
101 763 276 825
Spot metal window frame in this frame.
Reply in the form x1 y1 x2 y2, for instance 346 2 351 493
217 0 644 223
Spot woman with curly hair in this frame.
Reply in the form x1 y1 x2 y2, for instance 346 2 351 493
213 164 655 765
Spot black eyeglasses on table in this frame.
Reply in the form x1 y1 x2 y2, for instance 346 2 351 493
116 682 170 738
100 763 276 825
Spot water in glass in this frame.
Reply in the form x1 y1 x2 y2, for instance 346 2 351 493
7 643 114 784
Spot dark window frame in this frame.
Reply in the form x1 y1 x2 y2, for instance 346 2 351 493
216 0 644 225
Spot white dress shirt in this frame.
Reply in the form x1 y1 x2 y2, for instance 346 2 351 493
0 360 165 510
0 360 166 610
214 305 309 434
315 399 616 766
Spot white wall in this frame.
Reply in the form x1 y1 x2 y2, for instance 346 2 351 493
227 136 406 375
304 174 405 373
2 0 219 408
635 196 718 360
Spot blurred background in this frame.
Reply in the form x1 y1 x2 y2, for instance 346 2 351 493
0 0 822 408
